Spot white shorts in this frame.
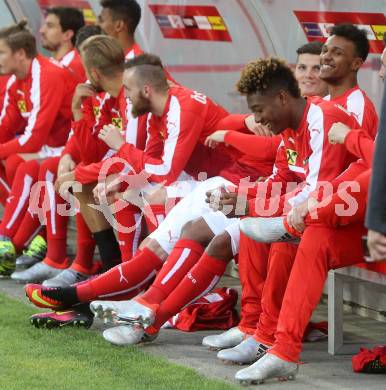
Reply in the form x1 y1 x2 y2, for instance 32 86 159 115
37 145 64 158
165 171 197 198
149 176 234 254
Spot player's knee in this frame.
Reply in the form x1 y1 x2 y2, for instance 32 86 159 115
145 238 168 261
5 154 24 182
13 159 39 179
181 218 214 246
39 156 59 174
206 232 233 261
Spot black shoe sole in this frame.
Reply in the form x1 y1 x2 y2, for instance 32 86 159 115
30 314 93 329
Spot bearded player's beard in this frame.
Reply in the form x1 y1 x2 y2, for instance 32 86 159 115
131 92 151 118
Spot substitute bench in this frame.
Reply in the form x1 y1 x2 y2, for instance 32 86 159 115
328 266 386 355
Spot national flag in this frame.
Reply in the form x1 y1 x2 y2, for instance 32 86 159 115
294 11 386 53
301 22 323 37
149 4 231 42
155 15 172 28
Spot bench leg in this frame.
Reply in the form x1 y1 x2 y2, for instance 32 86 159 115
328 270 343 355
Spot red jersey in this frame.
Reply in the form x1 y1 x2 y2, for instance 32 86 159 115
55 49 87 91
125 43 143 59
75 86 229 185
73 88 127 164
325 86 378 189
248 99 358 217
115 86 229 185
0 55 73 158
0 75 10 110
220 132 281 184
66 43 147 174
324 86 378 138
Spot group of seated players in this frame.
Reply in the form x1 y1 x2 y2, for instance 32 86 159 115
0 0 384 385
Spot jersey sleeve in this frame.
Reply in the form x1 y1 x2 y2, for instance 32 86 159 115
0 78 24 143
61 135 81 163
344 129 374 168
215 114 249 131
224 132 280 160
0 65 65 158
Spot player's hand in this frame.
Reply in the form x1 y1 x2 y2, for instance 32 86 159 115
205 130 228 149
328 122 351 145
71 83 96 121
57 154 76 177
367 229 386 262
55 171 76 201
93 174 121 204
205 187 247 218
98 124 125 150
287 198 319 233
245 115 272 136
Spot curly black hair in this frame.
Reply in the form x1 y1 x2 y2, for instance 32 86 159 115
237 57 301 98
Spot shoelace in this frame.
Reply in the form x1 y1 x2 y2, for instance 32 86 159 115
40 287 62 304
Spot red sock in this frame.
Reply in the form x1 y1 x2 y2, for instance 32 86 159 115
12 160 49 251
144 204 165 233
13 212 42 252
0 163 10 206
115 202 143 261
152 252 227 329
71 213 96 275
76 247 163 302
40 158 69 267
141 239 205 305
0 160 39 239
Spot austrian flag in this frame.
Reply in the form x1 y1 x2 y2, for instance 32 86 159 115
149 4 232 42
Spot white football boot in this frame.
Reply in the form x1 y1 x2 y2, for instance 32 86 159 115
235 353 298 385
103 324 158 346
90 300 137 323
202 327 246 350
11 262 62 283
114 298 156 328
43 268 89 287
217 337 268 365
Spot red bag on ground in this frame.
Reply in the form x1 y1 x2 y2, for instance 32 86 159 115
352 346 386 373
162 287 240 331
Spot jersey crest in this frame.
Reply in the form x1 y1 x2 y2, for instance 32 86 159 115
286 149 298 165
17 100 27 113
